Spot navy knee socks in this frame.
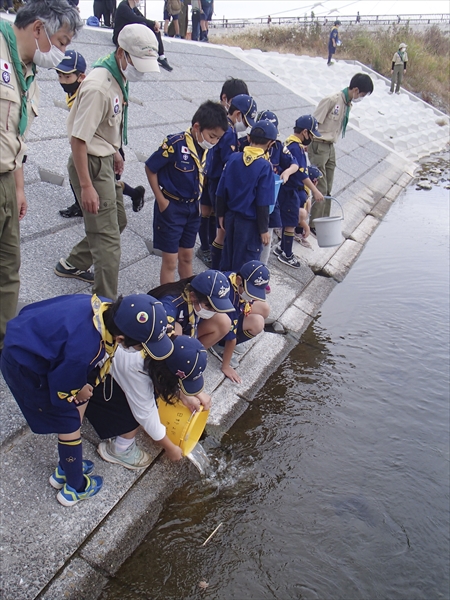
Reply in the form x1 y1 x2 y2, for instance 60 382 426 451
282 229 294 258
199 217 210 252
58 437 84 492
210 241 223 270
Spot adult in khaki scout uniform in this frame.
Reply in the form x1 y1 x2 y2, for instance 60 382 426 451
55 24 160 300
389 42 408 95
0 0 81 351
308 73 373 223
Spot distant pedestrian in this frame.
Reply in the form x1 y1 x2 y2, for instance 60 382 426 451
200 0 213 42
389 42 408 95
164 0 182 38
327 19 341 65
267 15 271 25
356 11 360 24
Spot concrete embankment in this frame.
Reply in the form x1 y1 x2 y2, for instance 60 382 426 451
0 24 428 600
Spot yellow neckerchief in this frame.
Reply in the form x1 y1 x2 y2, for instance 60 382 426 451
91 294 118 384
229 273 252 316
181 287 198 338
66 91 77 109
284 134 304 148
185 129 208 194
243 146 267 166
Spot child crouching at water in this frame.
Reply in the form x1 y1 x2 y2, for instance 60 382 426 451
86 336 210 468
210 261 270 383
148 269 234 348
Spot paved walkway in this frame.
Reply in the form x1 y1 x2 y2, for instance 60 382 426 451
0 24 418 600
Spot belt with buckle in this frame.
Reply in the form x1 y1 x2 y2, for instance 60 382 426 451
162 189 197 204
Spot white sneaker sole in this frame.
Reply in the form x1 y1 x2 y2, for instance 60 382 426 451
97 442 151 470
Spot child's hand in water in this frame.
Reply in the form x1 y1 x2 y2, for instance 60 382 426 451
166 445 183 461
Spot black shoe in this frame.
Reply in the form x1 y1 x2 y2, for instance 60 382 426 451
59 203 82 218
131 186 145 213
157 57 173 72
309 227 317 237
55 259 94 283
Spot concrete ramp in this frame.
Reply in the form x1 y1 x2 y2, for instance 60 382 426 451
224 46 450 161
0 25 418 600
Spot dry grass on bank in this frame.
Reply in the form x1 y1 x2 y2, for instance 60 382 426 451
212 24 450 113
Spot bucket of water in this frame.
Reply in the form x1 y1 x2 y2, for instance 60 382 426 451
270 174 283 214
158 399 209 456
312 196 344 248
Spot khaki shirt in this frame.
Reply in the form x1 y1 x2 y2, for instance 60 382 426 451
0 32 40 173
67 66 123 157
313 91 350 144
392 51 408 66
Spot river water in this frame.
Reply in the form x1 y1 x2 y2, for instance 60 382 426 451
104 163 449 600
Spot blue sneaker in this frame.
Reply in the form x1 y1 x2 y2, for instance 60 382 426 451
56 474 103 507
49 460 95 489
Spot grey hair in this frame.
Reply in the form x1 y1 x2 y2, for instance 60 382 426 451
15 0 83 36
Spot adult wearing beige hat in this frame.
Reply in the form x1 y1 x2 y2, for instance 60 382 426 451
389 42 408 95
55 24 160 300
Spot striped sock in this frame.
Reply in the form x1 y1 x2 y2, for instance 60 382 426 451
58 437 84 492
210 241 223 270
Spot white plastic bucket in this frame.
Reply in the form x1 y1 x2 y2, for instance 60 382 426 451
312 197 344 248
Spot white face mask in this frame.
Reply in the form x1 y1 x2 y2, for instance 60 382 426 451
33 29 65 69
196 131 215 150
352 97 363 103
122 61 145 82
121 345 140 353
194 306 216 320
240 291 254 303
234 119 248 133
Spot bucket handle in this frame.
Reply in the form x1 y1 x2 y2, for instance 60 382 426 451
311 196 344 219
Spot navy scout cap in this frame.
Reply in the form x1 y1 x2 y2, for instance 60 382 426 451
165 336 207 395
257 110 279 131
191 270 234 313
308 165 323 181
231 94 258 127
113 294 173 359
295 115 321 137
55 50 87 74
250 119 278 141
239 260 270 301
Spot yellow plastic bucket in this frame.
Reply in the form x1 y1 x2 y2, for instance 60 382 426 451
157 399 209 456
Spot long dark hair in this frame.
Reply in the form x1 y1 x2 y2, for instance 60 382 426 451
143 337 180 404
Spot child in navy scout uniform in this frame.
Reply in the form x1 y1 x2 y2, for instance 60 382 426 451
210 261 270 383
256 110 300 288
274 115 324 269
216 119 277 273
197 79 250 267
207 94 258 271
146 101 228 284
0 293 173 506
148 269 234 349
294 164 323 248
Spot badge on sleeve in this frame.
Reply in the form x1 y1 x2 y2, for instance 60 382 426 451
1 60 12 85
181 146 190 155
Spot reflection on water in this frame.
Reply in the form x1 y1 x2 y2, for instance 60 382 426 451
104 164 449 600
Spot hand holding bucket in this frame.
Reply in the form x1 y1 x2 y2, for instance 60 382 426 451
158 399 209 456
312 196 344 247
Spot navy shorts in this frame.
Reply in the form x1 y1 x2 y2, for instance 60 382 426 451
279 187 301 228
1 352 82 435
207 177 220 212
153 199 201 253
200 1 213 20
200 182 212 208
269 202 282 228
164 9 179 20
220 211 262 272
